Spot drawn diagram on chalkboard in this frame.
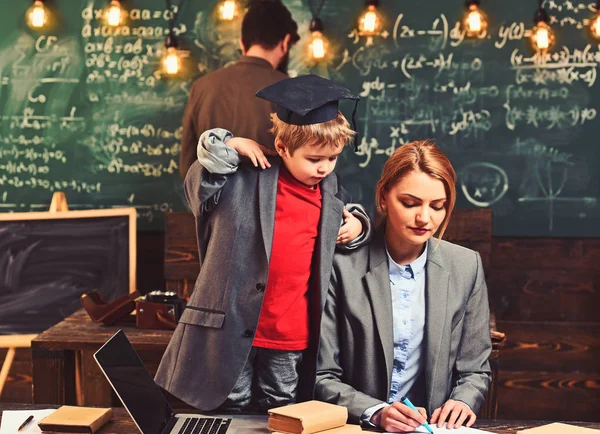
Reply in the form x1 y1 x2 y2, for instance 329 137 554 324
459 162 509 207
518 160 597 232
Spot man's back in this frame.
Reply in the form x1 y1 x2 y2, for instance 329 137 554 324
179 56 287 178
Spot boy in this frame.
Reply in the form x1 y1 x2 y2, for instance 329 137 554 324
155 75 372 412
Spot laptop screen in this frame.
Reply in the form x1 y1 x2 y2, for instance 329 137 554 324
94 330 174 434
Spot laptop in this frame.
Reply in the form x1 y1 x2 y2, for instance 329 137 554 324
94 329 232 434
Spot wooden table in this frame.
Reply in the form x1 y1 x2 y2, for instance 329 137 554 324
1 404 599 434
31 309 174 407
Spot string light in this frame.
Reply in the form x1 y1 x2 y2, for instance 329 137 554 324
589 0 600 39
26 0 48 29
105 0 124 27
358 0 383 36
309 17 328 60
531 0 555 52
218 0 238 21
162 34 181 75
463 0 488 38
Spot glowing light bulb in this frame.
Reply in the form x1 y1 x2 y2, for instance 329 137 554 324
531 21 554 51
310 31 326 59
27 0 47 29
467 11 481 32
219 0 237 21
358 5 382 36
463 2 488 38
162 47 181 75
590 13 600 39
106 0 123 27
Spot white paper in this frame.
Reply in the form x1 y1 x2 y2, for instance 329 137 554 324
0 409 56 434
385 423 495 434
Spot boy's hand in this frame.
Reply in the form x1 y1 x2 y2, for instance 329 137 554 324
337 209 362 245
226 137 276 169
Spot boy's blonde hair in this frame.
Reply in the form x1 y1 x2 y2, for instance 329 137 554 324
269 111 356 154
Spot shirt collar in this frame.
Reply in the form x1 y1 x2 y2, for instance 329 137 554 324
386 240 429 279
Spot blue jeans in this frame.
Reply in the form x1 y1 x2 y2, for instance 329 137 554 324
221 346 304 411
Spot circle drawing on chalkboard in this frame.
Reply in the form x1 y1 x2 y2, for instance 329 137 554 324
459 162 509 207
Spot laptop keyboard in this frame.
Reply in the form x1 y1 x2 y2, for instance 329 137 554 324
178 417 231 434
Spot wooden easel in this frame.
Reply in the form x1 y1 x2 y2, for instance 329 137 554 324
0 192 68 397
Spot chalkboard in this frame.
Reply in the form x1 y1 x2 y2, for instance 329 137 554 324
0 208 136 334
0 0 598 236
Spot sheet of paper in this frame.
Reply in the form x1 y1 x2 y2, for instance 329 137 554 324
0 409 56 434
385 423 496 434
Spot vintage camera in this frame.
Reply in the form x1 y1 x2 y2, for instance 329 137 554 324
136 291 186 330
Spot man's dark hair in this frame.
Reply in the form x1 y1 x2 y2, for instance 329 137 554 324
241 1 300 51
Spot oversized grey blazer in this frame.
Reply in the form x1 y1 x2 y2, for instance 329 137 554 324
315 226 492 423
155 149 370 411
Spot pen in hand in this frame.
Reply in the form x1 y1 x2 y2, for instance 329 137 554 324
17 414 34 432
400 396 434 434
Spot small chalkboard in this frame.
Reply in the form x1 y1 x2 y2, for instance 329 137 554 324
0 205 136 335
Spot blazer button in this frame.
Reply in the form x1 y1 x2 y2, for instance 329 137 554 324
256 282 266 292
244 329 254 337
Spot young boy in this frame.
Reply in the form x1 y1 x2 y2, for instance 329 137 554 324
155 75 372 412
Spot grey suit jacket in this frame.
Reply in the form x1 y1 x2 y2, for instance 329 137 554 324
315 227 492 423
156 140 370 411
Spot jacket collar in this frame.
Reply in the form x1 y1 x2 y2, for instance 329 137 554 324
237 56 275 69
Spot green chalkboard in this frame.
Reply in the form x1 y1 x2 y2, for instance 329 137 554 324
0 0 599 236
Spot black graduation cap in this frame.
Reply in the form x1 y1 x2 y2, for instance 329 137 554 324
256 74 361 150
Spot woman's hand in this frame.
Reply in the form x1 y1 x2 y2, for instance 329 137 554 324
430 399 476 429
226 137 276 169
372 402 427 433
337 209 362 244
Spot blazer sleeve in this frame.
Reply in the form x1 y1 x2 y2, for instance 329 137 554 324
335 185 373 251
315 268 385 422
184 128 241 216
448 251 492 413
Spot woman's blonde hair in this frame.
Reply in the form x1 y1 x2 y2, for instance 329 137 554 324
375 140 457 240
269 111 356 154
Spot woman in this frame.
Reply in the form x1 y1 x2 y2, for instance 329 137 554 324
315 141 492 432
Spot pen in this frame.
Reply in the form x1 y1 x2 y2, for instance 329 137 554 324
400 396 434 434
17 414 34 432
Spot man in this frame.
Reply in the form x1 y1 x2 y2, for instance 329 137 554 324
179 1 300 179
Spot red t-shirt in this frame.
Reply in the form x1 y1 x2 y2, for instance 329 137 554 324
253 167 322 351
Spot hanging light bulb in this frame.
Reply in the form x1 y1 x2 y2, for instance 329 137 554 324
105 0 124 27
26 0 48 29
162 35 181 75
589 0 600 39
531 2 555 52
218 0 238 21
358 0 383 36
463 0 488 37
309 17 328 60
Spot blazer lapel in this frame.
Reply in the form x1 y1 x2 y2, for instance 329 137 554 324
258 162 280 260
317 176 344 313
363 228 394 391
424 240 449 408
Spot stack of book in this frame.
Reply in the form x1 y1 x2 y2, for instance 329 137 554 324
267 401 361 434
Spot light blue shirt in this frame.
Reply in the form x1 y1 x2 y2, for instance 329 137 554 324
361 242 428 425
